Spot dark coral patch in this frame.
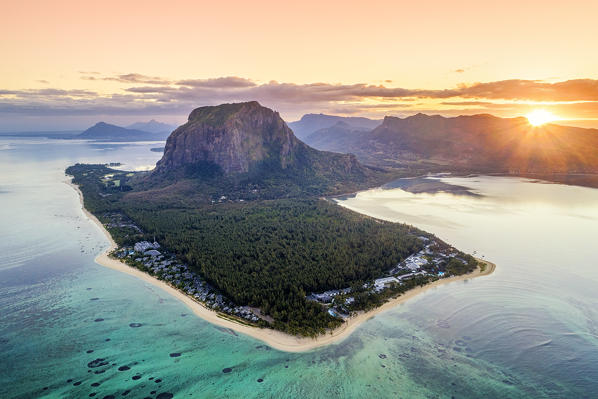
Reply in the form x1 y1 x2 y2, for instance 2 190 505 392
67 379 73 383
222 368 232 373
73 381 82 386
118 366 130 371
154 378 162 383
90 298 100 301
105 338 111 342
86 349 94 353
43 387 48 390
378 354 387 359
91 382 100 387
156 393 174 399
88 358 108 368
132 375 142 380
169 353 181 357
129 323 143 328
257 378 263 383
94 318 104 322
89 394 96 397
103 396 115 399
122 390 131 396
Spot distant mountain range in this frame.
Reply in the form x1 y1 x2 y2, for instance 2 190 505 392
301 121 372 152
295 113 598 177
77 122 171 141
288 114 381 141
126 120 176 134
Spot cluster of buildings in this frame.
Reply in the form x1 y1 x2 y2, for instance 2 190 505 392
307 288 351 304
308 236 465 317
113 240 261 323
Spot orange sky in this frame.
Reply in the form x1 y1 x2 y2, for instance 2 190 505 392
1 0 598 130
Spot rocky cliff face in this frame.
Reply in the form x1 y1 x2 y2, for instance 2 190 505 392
154 101 367 177
155 102 304 174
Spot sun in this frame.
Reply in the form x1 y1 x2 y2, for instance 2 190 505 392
526 109 558 126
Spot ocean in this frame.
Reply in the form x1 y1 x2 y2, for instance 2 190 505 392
1 137 597 398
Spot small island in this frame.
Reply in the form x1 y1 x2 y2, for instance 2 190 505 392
66 102 495 351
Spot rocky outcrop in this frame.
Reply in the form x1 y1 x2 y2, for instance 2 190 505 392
155 102 303 174
154 101 367 178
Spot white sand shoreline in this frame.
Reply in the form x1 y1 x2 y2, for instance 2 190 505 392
66 177 496 352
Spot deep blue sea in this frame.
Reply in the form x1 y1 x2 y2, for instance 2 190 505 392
1 137 597 398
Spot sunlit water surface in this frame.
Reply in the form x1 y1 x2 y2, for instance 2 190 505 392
1 138 597 398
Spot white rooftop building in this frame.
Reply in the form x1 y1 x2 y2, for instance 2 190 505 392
134 241 160 253
404 253 428 271
374 276 400 292
144 249 161 257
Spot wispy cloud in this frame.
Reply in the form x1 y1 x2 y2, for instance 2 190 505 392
176 76 256 88
456 79 598 102
82 73 171 85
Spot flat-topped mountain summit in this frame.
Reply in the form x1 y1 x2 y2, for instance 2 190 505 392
149 102 381 199
155 101 303 174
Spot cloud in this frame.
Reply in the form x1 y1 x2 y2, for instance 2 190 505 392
457 79 598 101
0 88 98 97
82 73 171 85
2 76 598 126
177 76 256 88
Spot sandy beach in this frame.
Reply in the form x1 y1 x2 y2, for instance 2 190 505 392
67 178 496 352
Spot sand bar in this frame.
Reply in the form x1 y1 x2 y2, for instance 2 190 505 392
67 178 495 352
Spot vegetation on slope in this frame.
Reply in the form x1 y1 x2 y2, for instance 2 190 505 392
67 164 438 336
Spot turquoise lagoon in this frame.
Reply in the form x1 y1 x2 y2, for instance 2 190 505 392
1 137 597 398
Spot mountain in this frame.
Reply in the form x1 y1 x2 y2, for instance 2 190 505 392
288 113 381 140
142 102 385 202
302 121 370 152
126 120 176 134
154 101 368 177
318 113 598 175
77 122 170 141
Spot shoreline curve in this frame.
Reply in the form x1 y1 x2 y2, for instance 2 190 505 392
66 177 496 352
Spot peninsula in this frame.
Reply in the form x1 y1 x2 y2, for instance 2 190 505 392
67 101 495 351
